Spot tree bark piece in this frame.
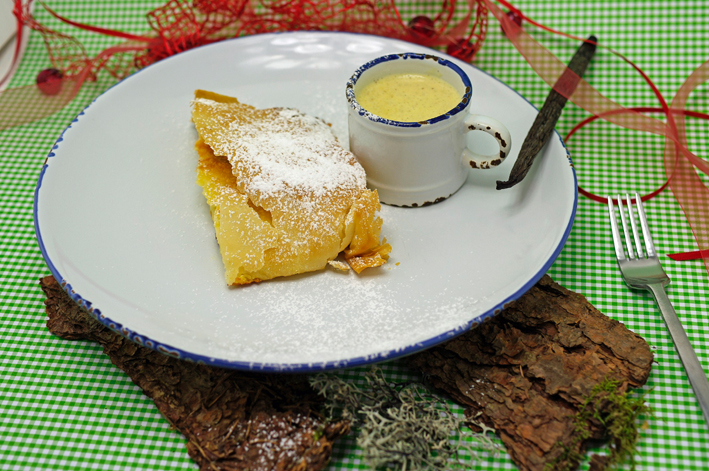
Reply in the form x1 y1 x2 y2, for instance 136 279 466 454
408 275 653 471
40 275 349 471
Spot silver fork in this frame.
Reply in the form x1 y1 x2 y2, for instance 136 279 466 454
608 192 709 424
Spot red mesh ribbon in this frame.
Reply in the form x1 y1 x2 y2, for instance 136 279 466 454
0 0 487 129
2 0 708 271
486 0 709 270
0 0 148 128
663 61 709 265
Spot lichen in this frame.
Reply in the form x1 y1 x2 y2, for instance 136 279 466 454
309 367 499 470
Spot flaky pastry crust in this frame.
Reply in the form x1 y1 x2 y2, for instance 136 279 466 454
191 90 391 285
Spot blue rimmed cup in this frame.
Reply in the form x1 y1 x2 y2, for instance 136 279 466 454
346 53 512 207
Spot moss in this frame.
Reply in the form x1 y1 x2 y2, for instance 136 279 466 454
312 424 325 442
545 377 651 471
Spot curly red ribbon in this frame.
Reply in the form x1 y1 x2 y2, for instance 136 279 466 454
487 0 709 269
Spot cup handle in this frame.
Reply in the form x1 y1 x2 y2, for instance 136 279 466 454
462 114 512 169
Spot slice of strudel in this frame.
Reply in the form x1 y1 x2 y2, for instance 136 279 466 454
191 90 391 285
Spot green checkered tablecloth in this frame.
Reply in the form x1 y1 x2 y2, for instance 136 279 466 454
1 0 708 469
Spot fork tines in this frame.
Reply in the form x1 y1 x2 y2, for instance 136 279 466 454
607 192 656 261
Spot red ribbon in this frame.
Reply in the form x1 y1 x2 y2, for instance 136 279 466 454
668 250 709 262
40 1 152 42
484 0 709 269
565 107 709 205
0 0 487 130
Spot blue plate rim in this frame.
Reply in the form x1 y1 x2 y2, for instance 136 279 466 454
33 30 577 372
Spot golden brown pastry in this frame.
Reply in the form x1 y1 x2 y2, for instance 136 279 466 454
191 90 391 285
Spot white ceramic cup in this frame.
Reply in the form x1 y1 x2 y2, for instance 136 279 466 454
347 52 512 207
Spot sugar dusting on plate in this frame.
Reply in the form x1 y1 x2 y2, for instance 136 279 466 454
185 272 484 369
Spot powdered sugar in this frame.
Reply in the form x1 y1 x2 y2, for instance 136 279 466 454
190 270 484 369
195 98 367 198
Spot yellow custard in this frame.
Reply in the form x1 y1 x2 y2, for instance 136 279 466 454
356 73 461 122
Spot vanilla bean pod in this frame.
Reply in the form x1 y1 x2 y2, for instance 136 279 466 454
497 35 597 190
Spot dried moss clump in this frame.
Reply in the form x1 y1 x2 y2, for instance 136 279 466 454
310 367 499 471
546 377 652 471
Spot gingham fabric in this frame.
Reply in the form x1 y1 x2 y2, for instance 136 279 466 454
1 0 708 469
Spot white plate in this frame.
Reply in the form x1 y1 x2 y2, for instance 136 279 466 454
34 32 576 371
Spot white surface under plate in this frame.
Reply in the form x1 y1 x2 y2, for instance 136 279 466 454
34 31 577 371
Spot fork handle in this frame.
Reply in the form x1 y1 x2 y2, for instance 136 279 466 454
648 283 709 424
